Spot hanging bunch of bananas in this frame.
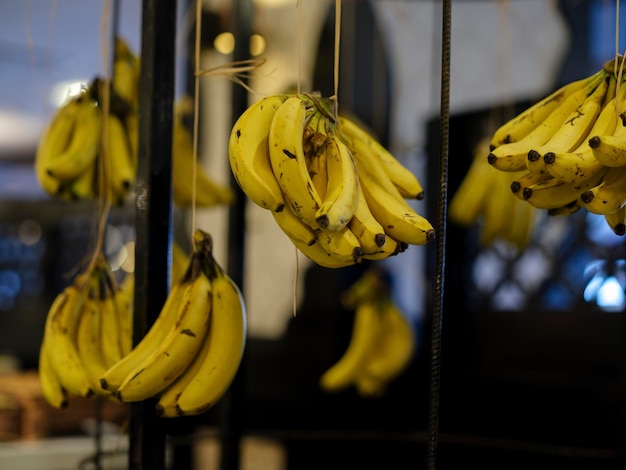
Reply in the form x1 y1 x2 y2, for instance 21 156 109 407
38 253 133 409
34 36 233 209
319 268 416 398
229 93 435 268
487 57 626 235
98 229 247 418
450 136 539 249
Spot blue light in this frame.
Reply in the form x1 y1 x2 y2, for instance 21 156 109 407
596 276 625 312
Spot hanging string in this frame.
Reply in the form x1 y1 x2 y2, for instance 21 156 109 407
332 0 341 119
427 0 451 468
190 0 203 239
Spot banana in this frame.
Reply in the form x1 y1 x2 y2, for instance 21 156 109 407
64 157 98 201
291 233 359 268
98 281 125 369
604 205 626 235
35 94 84 197
75 292 109 396
351 137 435 245
547 200 583 217
272 203 318 247
361 236 408 261
228 94 290 212
43 281 95 398
487 71 607 171
38 338 69 409
479 167 514 247
523 171 606 210
510 171 553 201
320 299 383 393
338 115 424 199
172 242 191 286
269 95 322 227
114 276 134 358
357 301 415 389
347 182 387 254
489 69 607 148
525 75 611 175
505 193 538 249
449 138 498 226
314 132 360 231
45 89 103 182
166 260 247 417
112 36 140 109
173 117 234 207
589 134 626 167
99 279 189 393
580 165 626 215
315 225 363 264
106 112 136 204
115 242 213 402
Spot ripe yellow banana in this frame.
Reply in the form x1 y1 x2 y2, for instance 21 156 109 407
115 246 213 402
338 116 424 199
347 182 387 255
112 36 140 109
115 274 134 357
525 75 611 175
106 112 136 204
173 117 234 207
38 338 69 409
361 236 408 261
268 95 322 227
315 225 363 265
589 134 626 167
320 299 383 393
489 69 607 148
35 95 84 197
272 203 318 247
228 94 290 212
43 280 95 398
99 280 189 393
45 89 103 181
75 293 109 396
314 133 360 231
168 263 247 417
604 204 626 235
547 200 583 217
64 156 98 202
291 233 359 268
487 71 607 171
98 281 125 369
510 171 553 201
580 165 626 215
523 171 605 210
352 138 435 245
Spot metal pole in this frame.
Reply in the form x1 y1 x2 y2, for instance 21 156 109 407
129 1 177 469
427 0 451 468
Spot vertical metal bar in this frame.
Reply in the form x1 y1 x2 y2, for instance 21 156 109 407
129 1 177 469
219 1 253 469
427 0 451 469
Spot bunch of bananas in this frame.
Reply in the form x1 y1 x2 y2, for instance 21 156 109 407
34 37 233 208
229 93 435 268
487 57 626 235
38 253 133 409
450 136 539 249
99 229 247 418
319 268 416 398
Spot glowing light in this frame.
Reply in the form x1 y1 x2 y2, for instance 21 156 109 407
250 34 266 56
596 276 625 312
214 32 235 55
49 80 88 107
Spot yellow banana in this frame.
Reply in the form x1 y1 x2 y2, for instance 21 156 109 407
315 226 363 265
98 281 125 369
338 116 424 199
106 112 136 204
489 69 607 148
115 241 213 402
228 94 290 212
172 242 191 286
352 139 435 245
172 117 234 207
589 134 626 167
525 75 611 175
65 156 98 201
45 89 103 182
314 132 360 231
43 281 95 398
272 203 318 247
38 338 69 409
291 234 359 268
510 171 553 201
580 165 626 215
75 293 109 396
167 261 247 417
361 236 408 261
112 36 140 109
269 95 322 227
487 71 607 171
547 200 583 217
604 205 626 235
35 95 84 197
347 182 387 255
523 171 605 210
114 275 134 358
320 299 383 393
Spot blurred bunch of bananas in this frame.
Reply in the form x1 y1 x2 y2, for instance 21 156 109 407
319 268 416 398
487 57 626 235
229 93 435 268
34 37 233 208
39 253 133 408
99 229 246 418
450 137 539 249
40 229 246 417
